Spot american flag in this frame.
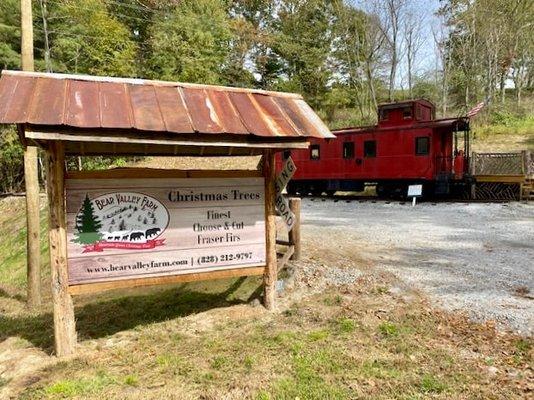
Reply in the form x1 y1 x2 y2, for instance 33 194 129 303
466 97 490 118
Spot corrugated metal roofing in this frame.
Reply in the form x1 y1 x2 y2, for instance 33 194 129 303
0 70 334 140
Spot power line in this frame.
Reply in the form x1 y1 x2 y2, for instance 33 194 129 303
45 0 155 24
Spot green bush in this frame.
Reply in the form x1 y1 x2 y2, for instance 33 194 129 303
0 127 24 193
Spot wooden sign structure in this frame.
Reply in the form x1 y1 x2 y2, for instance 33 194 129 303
0 71 333 357
47 149 278 356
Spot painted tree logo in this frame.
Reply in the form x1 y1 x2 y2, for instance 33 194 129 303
74 194 103 244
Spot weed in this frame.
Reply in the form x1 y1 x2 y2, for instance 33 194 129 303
373 286 390 294
307 329 329 341
123 375 138 386
336 317 356 333
255 391 271 400
379 322 399 337
420 374 447 394
323 294 343 306
360 359 401 379
211 355 228 370
244 355 254 372
514 338 531 355
43 371 115 396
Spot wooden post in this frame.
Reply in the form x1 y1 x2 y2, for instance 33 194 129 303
46 141 76 356
25 146 41 307
21 0 34 71
262 150 277 310
21 0 41 308
288 197 301 261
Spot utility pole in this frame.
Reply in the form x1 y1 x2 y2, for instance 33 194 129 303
21 0 41 308
39 0 52 72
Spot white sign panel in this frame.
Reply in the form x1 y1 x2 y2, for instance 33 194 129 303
275 157 296 230
407 184 423 197
65 177 266 285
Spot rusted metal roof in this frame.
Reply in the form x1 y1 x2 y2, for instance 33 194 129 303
0 70 333 140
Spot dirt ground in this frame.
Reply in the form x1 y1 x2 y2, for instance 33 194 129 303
301 198 534 335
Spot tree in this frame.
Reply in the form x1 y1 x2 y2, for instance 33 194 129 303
273 0 336 109
50 0 138 76
147 0 233 84
0 127 24 193
403 9 424 99
74 194 103 244
373 0 408 101
0 0 21 70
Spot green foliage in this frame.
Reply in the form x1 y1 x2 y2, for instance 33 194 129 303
0 127 24 193
336 318 356 333
51 0 137 76
378 322 399 337
44 371 115 396
272 0 336 108
147 0 233 84
420 373 447 394
0 0 20 70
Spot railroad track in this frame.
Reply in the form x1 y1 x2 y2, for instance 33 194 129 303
299 195 517 205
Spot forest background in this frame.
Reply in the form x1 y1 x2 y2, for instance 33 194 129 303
0 0 533 192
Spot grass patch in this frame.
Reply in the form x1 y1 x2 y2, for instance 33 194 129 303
336 317 357 333
123 375 138 387
420 373 447 394
41 371 115 397
378 322 399 337
360 359 402 379
323 294 343 306
307 329 329 341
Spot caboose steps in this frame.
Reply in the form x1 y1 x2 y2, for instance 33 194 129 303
521 180 534 201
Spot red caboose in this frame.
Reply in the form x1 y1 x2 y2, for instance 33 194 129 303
282 99 471 198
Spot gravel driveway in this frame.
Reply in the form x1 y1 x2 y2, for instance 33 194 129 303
301 199 534 335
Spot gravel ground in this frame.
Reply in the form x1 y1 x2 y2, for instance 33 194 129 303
301 199 534 335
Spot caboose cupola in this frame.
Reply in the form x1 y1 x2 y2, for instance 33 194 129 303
378 99 435 128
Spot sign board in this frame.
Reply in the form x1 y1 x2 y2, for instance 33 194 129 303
65 176 266 285
407 184 423 197
275 157 296 231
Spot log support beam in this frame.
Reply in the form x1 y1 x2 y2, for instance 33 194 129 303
46 141 76 357
262 150 277 310
288 197 301 261
24 145 41 307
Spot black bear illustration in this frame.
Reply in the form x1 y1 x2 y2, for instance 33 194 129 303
130 231 144 241
145 227 161 238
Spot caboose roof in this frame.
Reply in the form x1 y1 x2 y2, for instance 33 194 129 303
332 117 469 136
378 99 434 110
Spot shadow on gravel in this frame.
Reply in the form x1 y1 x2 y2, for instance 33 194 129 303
0 276 261 355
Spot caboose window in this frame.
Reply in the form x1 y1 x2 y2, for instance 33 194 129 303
364 140 376 157
415 137 429 155
403 107 412 119
379 109 389 121
343 142 354 158
310 144 320 160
